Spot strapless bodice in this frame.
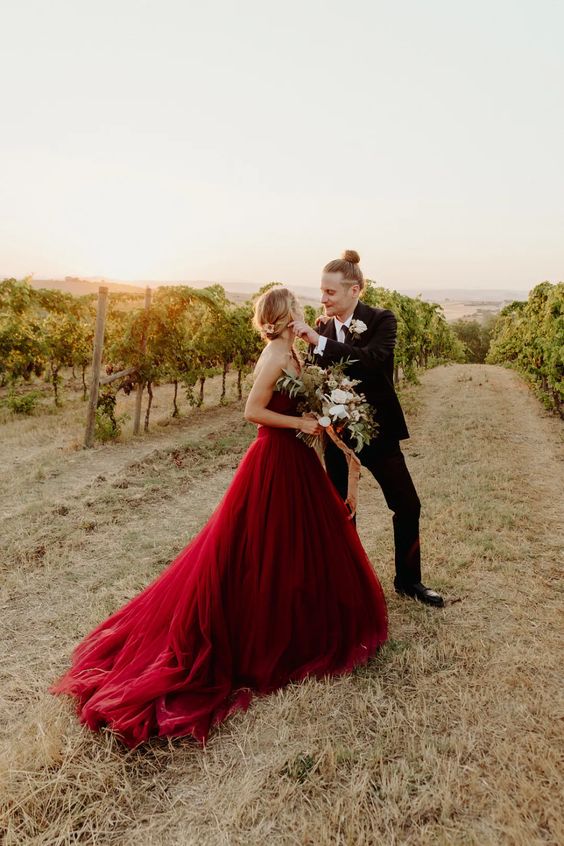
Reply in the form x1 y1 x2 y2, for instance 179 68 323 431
266 391 299 416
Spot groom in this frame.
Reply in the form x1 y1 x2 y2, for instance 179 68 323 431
292 261 444 608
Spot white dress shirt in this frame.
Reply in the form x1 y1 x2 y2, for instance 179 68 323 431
313 314 353 356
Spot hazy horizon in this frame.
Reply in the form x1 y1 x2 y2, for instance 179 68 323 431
21 274 533 302
1 1 563 290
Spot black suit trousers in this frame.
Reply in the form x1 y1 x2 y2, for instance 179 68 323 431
324 436 422 585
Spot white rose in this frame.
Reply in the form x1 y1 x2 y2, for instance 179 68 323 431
329 404 349 419
330 388 353 404
318 416 332 427
350 319 368 336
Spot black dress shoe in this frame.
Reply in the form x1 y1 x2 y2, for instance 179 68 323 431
394 580 445 608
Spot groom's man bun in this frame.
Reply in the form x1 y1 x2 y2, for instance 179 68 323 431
323 250 364 290
342 249 360 264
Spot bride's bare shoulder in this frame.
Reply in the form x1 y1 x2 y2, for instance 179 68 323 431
253 345 287 379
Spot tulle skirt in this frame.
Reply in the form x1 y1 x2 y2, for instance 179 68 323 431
51 426 388 747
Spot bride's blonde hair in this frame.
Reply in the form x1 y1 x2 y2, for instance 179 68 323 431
253 286 299 340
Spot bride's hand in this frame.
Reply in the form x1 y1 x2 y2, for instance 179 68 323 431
315 314 330 327
297 414 322 435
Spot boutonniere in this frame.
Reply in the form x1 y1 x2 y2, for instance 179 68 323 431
349 319 368 340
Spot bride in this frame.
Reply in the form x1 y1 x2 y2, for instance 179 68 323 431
51 286 388 748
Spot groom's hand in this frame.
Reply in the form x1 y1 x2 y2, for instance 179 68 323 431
290 319 319 345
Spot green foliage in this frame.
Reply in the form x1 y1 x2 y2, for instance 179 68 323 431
487 281 563 415
1 275 468 435
304 304 321 326
361 280 465 382
6 389 41 415
0 279 45 384
0 278 94 404
94 389 128 442
451 315 498 363
103 284 261 420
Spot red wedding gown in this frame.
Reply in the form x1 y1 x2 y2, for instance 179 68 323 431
51 393 388 747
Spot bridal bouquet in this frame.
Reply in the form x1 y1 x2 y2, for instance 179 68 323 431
275 359 378 453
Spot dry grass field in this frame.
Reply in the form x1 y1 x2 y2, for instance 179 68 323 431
1 364 562 845
439 302 503 323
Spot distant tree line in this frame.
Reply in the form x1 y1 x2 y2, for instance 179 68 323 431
450 314 498 363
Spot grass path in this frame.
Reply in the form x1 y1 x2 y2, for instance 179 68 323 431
1 364 562 845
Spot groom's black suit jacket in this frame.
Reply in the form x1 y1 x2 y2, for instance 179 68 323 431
312 300 409 442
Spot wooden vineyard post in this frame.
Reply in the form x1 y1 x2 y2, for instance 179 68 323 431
132 286 152 435
84 286 109 448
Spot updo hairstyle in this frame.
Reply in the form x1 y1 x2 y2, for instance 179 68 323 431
253 286 299 341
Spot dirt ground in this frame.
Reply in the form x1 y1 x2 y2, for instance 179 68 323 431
1 364 562 845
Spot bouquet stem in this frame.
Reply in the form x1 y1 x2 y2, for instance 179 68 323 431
296 431 322 449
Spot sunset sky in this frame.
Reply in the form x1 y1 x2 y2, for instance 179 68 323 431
1 0 562 292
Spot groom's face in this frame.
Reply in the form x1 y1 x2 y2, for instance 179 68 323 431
320 272 360 318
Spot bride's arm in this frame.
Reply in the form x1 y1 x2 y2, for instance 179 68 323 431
244 357 321 434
